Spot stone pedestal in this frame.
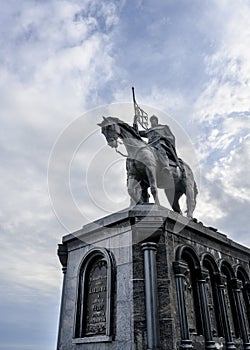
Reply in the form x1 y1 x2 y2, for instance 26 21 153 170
57 205 250 350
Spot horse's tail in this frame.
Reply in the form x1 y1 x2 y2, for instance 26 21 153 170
182 161 198 218
194 179 198 197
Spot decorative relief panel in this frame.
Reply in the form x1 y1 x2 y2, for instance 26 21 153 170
223 277 236 337
183 269 197 335
204 274 218 336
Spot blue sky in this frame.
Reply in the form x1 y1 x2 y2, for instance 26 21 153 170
0 1 250 349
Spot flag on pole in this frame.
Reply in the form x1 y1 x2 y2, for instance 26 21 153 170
132 87 148 130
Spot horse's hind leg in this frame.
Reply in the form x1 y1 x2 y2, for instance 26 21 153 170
186 191 195 218
146 167 160 205
164 188 183 214
127 177 143 205
173 191 183 214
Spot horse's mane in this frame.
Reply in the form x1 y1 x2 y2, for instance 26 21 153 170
106 117 143 141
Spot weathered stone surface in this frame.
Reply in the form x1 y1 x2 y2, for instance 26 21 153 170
57 205 250 350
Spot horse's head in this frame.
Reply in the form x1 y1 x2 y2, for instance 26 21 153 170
97 116 121 148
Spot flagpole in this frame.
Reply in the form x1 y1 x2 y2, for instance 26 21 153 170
132 86 138 131
132 86 136 105
132 86 148 130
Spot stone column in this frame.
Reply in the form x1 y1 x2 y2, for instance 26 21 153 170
173 261 193 349
230 278 250 350
214 273 236 350
197 270 216 349
141 242 160 350
244 282 250 330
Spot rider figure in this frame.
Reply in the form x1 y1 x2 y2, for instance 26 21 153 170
139 115 180 171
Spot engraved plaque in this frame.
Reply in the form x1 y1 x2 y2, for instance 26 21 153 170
84 258 108 336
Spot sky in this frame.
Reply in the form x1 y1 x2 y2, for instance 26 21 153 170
0 0 250 349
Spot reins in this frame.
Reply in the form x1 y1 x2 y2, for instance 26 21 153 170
115 140 128 158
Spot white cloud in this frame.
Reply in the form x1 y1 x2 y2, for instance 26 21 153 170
206 134 250 201
189 0 250 241
195 1 250 120
195 188 226 223
0 1 121 347
0 0 120 255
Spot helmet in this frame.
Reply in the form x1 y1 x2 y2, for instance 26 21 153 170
150 115 158 123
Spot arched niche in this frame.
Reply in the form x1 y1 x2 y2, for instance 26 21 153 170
74 248 115 343
175 245 203 336
236 265 250 334
200 253 223 337
219 259 239 339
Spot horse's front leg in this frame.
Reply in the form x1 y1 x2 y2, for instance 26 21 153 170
127 176 143 205
141 181 150 203
145 167 160 205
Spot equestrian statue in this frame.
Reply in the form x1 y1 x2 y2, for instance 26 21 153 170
98 88 198 218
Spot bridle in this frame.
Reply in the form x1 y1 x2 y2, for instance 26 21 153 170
115 140 128 158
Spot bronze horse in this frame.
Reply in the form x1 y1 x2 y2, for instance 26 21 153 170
98 117 198 218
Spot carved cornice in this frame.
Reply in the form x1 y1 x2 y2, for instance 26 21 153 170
57 243 68 273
